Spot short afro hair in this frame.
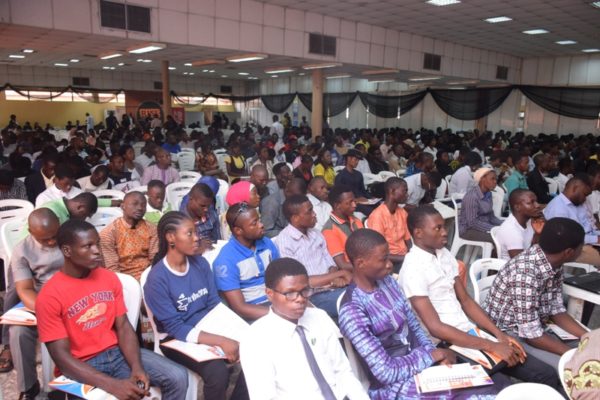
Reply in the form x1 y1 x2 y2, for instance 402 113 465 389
345 228 387 263
265 258 308 289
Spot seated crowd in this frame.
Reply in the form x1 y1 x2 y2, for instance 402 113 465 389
1 113 600 400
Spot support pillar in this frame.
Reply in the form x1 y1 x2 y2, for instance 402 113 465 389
311 69 324 138
161 60 171 119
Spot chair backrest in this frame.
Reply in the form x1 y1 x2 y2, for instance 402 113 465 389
469 258 506 304
88 207 123 231
127 185 148 195
140 267 167 353
132 142 145 157
0 215 28 264
334 165 345 173
378 171 396 182
450 195 461 233
166 182 194 210
93 189 125 201
216 179 229 214
491 185 505 219
545 177 559 195
362 173 381 187
0 199 34 223
395 167 407 177
435 178 448 200
178 151 196 171
179 170 201 182
202 240 228 269
116 272 142 327
489 226 503 259
496 383 565 400
558 347 577 399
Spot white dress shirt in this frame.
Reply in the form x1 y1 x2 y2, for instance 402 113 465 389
398 244 475 333
556 173 571 193
35 184 82 207
76 176 110 192
495 214 534 261
585 190 600 219
274 224 335 277
404 173 427 205
308 194 333 231
449 165 474 195
356 159 372 175
134 154 154 169
240 308 368 400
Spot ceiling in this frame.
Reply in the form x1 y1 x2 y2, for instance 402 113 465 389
265 0 600 58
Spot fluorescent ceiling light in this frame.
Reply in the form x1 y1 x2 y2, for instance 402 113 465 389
238 72 250 76
128 43 166 54
582 48 600 53
265 67 296 74
22 49 34 53
326 74 352 79
100 53 122 60
248 77 259 80
362 68 398 75
117 62 125 66
168 67 176 70
191 59 225 67
484 16 512 23
447 86 466 90
136 59 152 63
8 54 25 59
302 62 342 70
426 0 460 6
298 72 305 76
271 75 279 78
208 70 215 73
221 75 228 78
447 80 478 85
189 72 195 75
70 59 80 63
523 29 549 35
369 79 395 83
556 40 577 45
226 53 268 63
54 63 68 67
591 1 600 8
409 76 442 81
184 63 192 66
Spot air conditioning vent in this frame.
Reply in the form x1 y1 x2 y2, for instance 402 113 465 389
153 81 163 90
496 66 508 80
72 77 90 86
423 53 441 71
100 0 151 33
309 33 337 56
220 85 232 94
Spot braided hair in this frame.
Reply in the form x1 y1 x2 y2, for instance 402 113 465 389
152 211 190 266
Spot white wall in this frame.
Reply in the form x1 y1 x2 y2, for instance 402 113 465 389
520 54 600 135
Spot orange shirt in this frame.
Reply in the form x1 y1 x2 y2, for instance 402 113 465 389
367 203 411 256
321 213 364 261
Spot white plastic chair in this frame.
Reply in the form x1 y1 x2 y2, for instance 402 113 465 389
558 348 577 399
88 207 123 231
334 165 345 174
378 171 396 182
166 182 194 211
469 258 506 304
132 142 145 157
563 262 595 276
450 195 494 265
491 185 506 219
215 179 229 214
140 267 200 400
127 185 148 195
362 173 381 188
177 151 196 171
435 178 448 200
489 226 503 260
93 189 125 201
0 199 34 223
395 168 407 177
545 177 559 195
0 215 28 287
202 240 228 269
496 382 564 400
179 171 201 183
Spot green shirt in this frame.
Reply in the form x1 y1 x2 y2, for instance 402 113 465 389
41 198 112 224
144 203 171 225
504 170 528 196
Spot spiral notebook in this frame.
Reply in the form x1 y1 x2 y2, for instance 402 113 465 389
415 363 493 394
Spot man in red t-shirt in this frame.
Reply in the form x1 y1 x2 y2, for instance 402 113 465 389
36 219 187 400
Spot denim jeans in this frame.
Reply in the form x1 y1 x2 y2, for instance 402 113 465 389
84 346 188 400
310 287 346 318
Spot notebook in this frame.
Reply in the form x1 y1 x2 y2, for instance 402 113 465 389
0 302 36 326
564 272 600 294
415 363 493 394
449 328 506 373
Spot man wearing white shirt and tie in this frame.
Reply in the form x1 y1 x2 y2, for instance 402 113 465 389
240 258 368 400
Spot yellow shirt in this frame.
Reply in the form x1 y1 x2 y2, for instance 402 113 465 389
313 164 336 187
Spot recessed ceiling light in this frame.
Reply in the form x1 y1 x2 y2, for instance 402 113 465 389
591 1 600 8
202 69 209 72
226 53 268 63
168 66 176 70
189 72 194 75
221 75 228 78
238 72 250 76
184 63 192 67
54 63 68 67
8 54 25 59
556 40 577 45
409 76 442 81
183 72 189 75
582 48 600 53
298 72 305 76
426 0 461 6
326 74 352 79
484 16 512 23
100 53 122 60
265 68 296 74
271 75 279 78
208 70 215 73
117 62 125 66
523 29 549 35
22 49 34 53
128 43 166 54
302 62 342 70
248 77 259 80
136 59 152 63
70 59 80 63
102 66 111 70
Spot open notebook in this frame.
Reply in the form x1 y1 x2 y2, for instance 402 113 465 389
0 302 36 326
415 363 493 394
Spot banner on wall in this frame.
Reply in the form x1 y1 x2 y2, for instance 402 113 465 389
171 107 185 125
136 101 163 122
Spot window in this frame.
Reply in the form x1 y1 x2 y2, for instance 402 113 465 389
100 1 151 33
4 90 124 103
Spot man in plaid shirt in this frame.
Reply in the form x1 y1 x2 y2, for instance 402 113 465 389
484 217 588 370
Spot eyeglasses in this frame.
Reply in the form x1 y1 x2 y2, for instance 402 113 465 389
230 202 249 227
272 287 314 301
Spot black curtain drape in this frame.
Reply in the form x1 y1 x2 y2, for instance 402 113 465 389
429 87 513 120
324 92 358 117
518 85 600 120
358 91 428 118
297 92 313 111
260 93 296 113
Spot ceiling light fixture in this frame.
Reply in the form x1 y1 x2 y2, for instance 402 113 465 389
556 40 577 45
22 49 34 53
54 63 69 67
484 16 512 23
226 53 268 63
118 62 125 66
271 75 279 78
523 29 549 35
208 70 215 73
136 59 152 63
326 74 352 79
409 76 442 81
70 59 80 63
369 80 395 84
426 0 461 6
221 75 228 78
184 63 192 66
238 72 250 76
99 53 122 60
128 43 166 54
168 66 176 70
191 59 225 67
362 68 399 75
302 62 342 70
447 80 478 85
8 54 25 59
189 72 195 75
102 66 111 70
591 1 600 8
582 48 600 53
248 76 259 80
265 67 296 74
